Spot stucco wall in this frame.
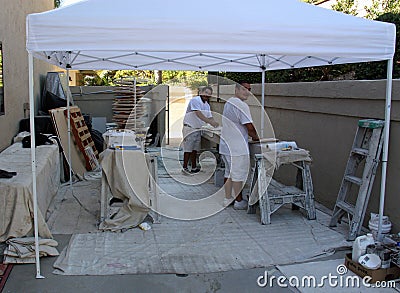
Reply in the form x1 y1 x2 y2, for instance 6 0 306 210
210 80 400 232
0 0 58 151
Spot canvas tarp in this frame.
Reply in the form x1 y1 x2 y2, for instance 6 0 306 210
99 149 150 231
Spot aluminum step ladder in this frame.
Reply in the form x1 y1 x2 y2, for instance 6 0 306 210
329 119 384 240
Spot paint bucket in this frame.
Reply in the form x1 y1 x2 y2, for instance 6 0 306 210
366 244 392 269
368 213 392 239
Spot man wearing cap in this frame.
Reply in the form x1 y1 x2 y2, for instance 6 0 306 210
182 86 219 174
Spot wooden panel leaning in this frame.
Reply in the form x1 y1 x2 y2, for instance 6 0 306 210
63 106 99 171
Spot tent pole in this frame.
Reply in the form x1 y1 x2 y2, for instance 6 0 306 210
66 57 72 190
260 55 266 138
29 53 44 279
261 69 265 137
134 77 137 130
377 58 393 241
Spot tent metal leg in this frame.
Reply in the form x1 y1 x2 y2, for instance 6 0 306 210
261 68 265 138
377 58 393 241
66 62 73 191
29 53 44 279
260 55 266 138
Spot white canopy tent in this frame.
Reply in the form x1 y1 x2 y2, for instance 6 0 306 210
26 0 395 278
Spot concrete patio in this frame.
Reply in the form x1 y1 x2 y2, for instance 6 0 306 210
3 146 399 292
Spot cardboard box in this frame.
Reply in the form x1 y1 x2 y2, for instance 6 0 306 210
345 253 400 283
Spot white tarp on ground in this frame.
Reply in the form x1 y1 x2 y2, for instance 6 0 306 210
53 208 350 275
26 0 395 71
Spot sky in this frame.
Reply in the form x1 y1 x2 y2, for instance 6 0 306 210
62 0 375 8
61 0 374 16
61 0 84 6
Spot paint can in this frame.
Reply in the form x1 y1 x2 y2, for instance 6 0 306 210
367 244 392 269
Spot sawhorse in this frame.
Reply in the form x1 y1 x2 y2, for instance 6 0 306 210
248 152 316 224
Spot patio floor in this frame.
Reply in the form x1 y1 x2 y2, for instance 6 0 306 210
2 147 398 292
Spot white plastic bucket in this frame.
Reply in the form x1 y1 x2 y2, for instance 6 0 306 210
368 213 392 239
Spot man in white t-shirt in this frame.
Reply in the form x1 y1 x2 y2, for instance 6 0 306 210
182 86 219 174
219 81 259 209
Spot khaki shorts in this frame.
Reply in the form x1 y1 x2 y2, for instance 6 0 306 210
221 154 250 182
182 125 201 152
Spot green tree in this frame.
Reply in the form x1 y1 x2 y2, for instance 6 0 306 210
162 71 208 89
261 0 399 82
354 13 400 80
364 0 400 19
83 70 153 86
81 70 208 89
331 0 357 15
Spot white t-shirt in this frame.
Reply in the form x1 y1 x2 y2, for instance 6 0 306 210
219 97 253 156
183 95 212 128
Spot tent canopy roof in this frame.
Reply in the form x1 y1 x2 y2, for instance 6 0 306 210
26 0 396 71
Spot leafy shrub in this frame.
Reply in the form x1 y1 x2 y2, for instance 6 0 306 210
217 8 399 83
354 13 400 80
